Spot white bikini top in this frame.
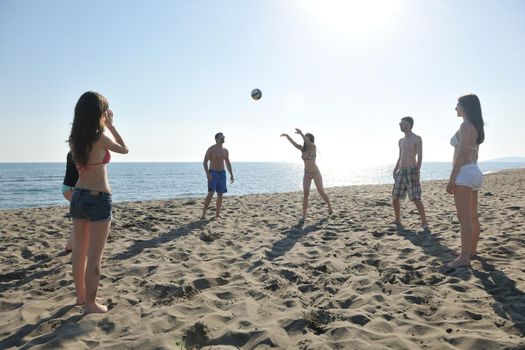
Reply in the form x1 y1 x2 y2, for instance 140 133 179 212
450 130 479 150
450 131 460 147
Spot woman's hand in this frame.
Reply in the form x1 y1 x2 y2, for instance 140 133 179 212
104 109 114 127
280 133 288 138
295 128 303 135
446 181 456 194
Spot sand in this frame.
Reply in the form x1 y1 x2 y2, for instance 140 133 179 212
1 169 525 349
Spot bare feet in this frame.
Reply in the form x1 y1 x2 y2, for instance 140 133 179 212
328 208 333 215
215 216 222 223
84 302 108 314
445 256 471 268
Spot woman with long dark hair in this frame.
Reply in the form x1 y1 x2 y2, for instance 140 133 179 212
281 128 333 221
68 91 128 313
446 94 484 268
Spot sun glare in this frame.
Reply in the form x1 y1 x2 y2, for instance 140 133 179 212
299 0 403 36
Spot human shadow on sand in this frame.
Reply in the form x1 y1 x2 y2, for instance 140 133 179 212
398 228 525 336
0 305 83 349
111 220 208 261
396 227 473 280
266 218 328 261
472 257 525 336
0 251 69 294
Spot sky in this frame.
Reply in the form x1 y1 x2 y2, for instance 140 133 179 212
0 0 524 166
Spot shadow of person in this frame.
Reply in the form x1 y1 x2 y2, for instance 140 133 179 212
472 256 525 336
0 253 64 294
266 218 328 261
111 219 208 261
398 228 525 334
396 228 473 280
0 305 82 349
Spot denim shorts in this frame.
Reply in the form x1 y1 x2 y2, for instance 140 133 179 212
70 188 112 222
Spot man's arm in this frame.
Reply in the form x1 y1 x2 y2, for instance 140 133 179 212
203 148 212 181
416 136 423 172
224 149 234 183
393 139 401 179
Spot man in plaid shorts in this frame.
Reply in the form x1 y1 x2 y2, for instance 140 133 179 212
392 117 429 231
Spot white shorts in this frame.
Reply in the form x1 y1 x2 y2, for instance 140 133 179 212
455 164 483 191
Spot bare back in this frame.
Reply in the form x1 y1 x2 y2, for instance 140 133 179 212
399 133 422 168
74 137 111 193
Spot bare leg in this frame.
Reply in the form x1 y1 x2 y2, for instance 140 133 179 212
313 172 333 215
471 190 480 255
215 193 223 219
72 219 89 305
392 198 401 224
84 219 111 314
302 174 312 220
413 199 428 227
201 192 214 219
446 186 473 267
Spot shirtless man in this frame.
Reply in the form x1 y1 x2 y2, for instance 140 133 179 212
201 132 234 220
392 117 429 230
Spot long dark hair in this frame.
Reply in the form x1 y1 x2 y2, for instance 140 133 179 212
458 94 484 144
68 91 108 165
302 133 315 151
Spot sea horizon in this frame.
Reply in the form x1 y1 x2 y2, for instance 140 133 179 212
1 161 525 210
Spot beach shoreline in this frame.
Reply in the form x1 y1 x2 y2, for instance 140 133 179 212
2 162 525 211
1 169 524 349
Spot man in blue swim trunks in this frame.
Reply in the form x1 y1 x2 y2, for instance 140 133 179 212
201 132 234 220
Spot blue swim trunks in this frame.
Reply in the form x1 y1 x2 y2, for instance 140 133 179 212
208 170 227 194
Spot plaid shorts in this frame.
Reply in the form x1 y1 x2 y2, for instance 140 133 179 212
392 167 421 200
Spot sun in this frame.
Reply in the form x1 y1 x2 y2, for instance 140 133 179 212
299 0 403 36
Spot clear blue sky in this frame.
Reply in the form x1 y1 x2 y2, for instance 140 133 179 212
1 0 524 165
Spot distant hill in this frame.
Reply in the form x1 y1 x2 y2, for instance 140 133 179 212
484 156 525 163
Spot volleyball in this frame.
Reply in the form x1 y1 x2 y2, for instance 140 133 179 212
251 88 262 100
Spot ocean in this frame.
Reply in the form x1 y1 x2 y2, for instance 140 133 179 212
0 162 524 209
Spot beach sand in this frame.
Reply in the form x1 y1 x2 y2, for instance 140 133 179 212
1 169 525 349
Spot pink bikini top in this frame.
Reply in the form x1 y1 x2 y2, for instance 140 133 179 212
77 149 111 171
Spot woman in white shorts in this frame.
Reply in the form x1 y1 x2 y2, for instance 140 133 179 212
446 94 485 268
